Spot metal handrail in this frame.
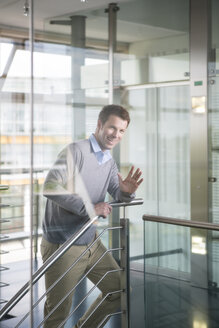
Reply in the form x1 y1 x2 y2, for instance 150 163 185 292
110 198 144 207
0 198 143 320
143 214 219 231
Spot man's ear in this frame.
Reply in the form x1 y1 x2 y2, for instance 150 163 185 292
97 119 102 131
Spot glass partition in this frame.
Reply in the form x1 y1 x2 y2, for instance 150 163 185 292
144 221 219 328
121 83 190 268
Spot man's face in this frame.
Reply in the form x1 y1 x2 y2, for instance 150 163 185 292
95 115 128 151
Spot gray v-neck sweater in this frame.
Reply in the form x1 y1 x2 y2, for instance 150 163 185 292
42 139 133 245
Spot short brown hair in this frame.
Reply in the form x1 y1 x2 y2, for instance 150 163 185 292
98 105 130 126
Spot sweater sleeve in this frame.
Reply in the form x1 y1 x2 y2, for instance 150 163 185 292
107 160 135 202
43 144 91 218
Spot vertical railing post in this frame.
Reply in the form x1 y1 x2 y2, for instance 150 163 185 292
120 217 130 328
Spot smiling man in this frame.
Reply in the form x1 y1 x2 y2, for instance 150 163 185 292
41 104 143 328
94 110 127 151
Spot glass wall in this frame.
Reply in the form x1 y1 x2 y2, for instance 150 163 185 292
0 0 191 326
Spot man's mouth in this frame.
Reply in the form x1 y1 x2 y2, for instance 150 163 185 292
107 137 115 144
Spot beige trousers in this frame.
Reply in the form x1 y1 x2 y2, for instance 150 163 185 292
40 236 121 328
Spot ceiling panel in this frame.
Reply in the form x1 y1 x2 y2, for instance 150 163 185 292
0 0 188 44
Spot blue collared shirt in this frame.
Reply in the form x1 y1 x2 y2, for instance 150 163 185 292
89 134 112 165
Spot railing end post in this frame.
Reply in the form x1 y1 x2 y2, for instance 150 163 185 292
120 218 130 328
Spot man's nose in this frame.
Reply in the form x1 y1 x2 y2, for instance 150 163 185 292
112 130 119 138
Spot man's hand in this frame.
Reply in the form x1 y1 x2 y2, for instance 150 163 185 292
118 166 143 194
94 202 112 218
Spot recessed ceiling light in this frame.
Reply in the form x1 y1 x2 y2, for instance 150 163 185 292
23 0 29 16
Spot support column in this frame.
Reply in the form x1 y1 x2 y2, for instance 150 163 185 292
190 0 211 289
70 16 86 141
107 3 119 105
106 3 121 259
107 3 120 168
190 1 211 327
50 15 86 141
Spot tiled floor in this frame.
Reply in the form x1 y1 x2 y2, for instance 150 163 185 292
2 259 219 328
0 259 145 328
144 272 219 328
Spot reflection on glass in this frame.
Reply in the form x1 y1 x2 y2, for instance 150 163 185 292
193 318 207 328
192 96 206 114
192 236 207 255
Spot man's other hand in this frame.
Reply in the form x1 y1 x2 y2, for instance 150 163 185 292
94 202 112 218
118 165 143 194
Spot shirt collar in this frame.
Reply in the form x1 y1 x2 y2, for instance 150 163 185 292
89 134 112 165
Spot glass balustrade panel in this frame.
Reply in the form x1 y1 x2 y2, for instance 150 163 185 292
144 221 219 328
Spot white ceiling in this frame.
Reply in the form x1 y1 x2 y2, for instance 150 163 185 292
0 0 130 30
0 0 188 44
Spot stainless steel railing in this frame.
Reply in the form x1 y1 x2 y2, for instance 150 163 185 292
0 198 143 328
142 214 219 231
33 227 124 328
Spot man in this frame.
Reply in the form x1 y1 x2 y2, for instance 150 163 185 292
41 104 143 328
